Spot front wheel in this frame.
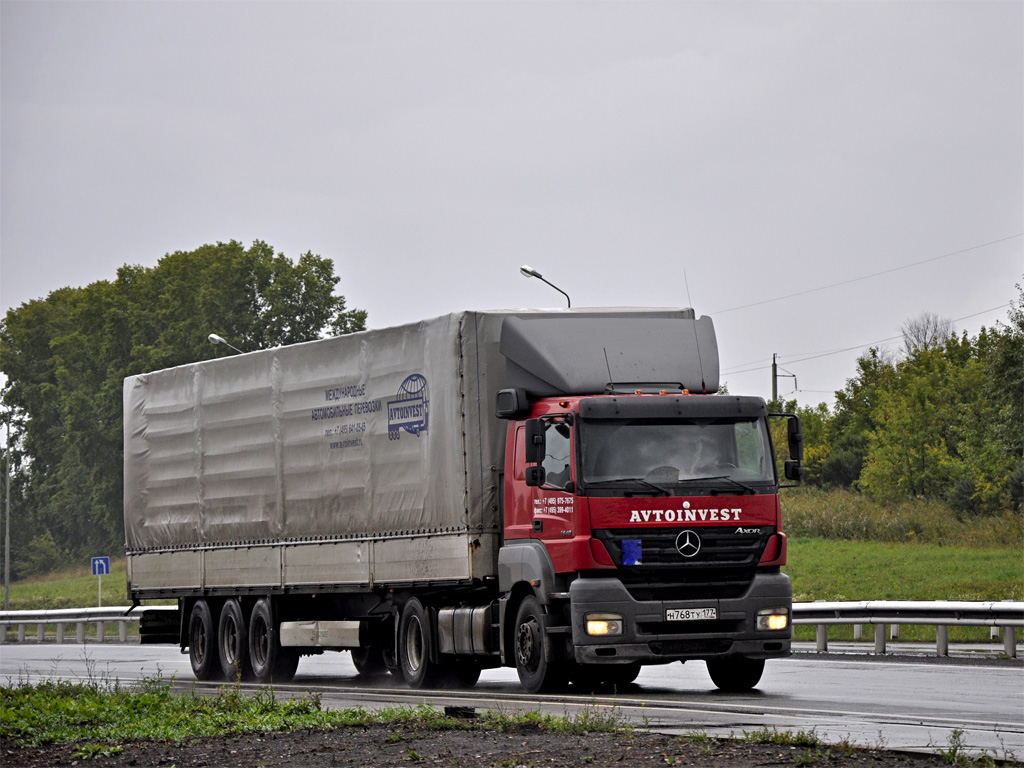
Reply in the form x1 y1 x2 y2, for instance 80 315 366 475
513 596 566 693
706 657 765 692
248 598 299 683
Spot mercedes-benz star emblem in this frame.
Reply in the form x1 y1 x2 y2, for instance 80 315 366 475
675 530 701 558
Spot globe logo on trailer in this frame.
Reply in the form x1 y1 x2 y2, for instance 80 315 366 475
388 374 429 439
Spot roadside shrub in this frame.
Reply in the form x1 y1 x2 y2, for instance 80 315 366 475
781 488 1021 548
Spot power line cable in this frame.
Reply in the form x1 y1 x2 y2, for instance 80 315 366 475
721 302 1012 376
709 234 1022 316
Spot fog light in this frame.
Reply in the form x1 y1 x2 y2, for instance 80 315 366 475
585 613 623 636
756 607 789 631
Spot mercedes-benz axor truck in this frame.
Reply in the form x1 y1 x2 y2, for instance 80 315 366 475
125 309 803 692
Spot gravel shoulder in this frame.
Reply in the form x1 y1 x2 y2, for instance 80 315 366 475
2 722 964 768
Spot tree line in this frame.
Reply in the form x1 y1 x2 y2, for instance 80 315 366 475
1 241 366 579
1 249 1020 580
772 289 1022 517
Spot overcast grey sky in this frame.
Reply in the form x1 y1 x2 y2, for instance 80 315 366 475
2 1 1021 406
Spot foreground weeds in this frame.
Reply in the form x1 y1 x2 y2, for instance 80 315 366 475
0 675 629 751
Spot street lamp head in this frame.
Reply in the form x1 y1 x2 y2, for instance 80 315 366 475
208 333 244 355
517 265 570 308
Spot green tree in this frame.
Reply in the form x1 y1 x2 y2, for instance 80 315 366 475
858 316 1021 515
0 241 366 574
816 349 894 488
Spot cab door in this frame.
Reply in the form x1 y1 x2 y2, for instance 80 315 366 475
528 419 578 569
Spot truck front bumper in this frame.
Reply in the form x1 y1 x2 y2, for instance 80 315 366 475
567 572 792 665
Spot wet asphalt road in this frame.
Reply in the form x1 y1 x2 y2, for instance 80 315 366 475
2 643 1021 757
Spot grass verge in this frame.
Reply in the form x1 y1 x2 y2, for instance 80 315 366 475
0 675 630 750
785 537 1023 642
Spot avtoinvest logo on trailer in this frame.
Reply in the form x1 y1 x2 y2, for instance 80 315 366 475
388 374 429 439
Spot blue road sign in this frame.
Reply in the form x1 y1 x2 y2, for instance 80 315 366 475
91 556 111 576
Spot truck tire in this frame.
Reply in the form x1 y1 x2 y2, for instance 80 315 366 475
248 598 299 683
218 599 253 681
513 596 567 693
569 662 641 692
437 660 482 688
398 598 441 689
351 646 389 677
188 600 221 681
706 657 765 692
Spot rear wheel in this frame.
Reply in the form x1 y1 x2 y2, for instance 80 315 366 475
706 657 765 692
437 660 482 688
513 596 567 693
218 599 252 681
398 598 441 689
351 646 389 677
188 600 221 681
248 598 299 683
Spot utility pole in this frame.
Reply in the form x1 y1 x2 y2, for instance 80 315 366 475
772 354 778 402
772 353 797 403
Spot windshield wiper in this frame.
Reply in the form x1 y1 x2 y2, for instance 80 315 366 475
675 475 757 494
586 478 672 497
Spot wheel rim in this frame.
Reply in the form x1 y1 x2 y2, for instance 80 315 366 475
190 616 207 665
252 615 269 669
223 615 238 665
405 615 424 673
516 618 540 671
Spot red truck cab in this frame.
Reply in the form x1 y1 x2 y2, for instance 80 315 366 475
497 387 800 692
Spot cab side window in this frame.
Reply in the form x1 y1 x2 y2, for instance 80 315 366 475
542 422 572 490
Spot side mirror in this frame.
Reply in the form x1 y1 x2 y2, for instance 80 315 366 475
784 460 804 481
787 416 804 462
524 418 546 464
525 466 546 487
496 388 530 419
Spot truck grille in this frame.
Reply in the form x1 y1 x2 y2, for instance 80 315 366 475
592 526 773 601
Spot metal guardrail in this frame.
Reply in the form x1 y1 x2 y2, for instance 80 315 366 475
0 606 176 645
1 602 1021 658
792 600 1023 658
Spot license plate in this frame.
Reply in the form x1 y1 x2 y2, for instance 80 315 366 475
665 607 717 622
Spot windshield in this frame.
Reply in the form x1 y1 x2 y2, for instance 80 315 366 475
579 418 776 489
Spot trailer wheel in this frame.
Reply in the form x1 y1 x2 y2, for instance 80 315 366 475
248 598 299 683
398 598 440 689
188 600 221 681
513 596 566 693
218 599 253 681
706 657 765 692
351 646 388 677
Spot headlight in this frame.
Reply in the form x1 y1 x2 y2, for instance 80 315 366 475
756 607 789 631
585 613 624 636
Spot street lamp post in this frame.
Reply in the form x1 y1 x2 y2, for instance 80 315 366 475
519 265 571 308
4 407 10 612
